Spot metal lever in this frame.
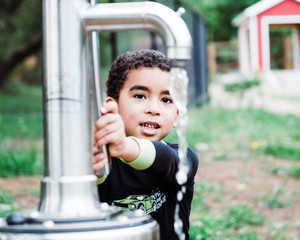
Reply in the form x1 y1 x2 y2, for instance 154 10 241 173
91 0 111 178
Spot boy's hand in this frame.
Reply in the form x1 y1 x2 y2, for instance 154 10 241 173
94 101 127 159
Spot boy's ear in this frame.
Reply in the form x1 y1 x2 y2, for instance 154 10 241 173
173 110 179 128
105 96 117 103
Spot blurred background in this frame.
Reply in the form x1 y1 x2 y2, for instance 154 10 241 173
0 0 300 239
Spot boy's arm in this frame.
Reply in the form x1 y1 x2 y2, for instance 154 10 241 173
120 138 199 183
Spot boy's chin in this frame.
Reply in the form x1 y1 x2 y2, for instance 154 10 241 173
143 135 165 142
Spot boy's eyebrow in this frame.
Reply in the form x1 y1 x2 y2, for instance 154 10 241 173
129 85 171 95
129 85 149 92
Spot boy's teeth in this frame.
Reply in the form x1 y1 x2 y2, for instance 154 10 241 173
141 123 158 129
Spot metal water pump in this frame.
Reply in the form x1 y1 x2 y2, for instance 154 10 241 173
0 1 192 239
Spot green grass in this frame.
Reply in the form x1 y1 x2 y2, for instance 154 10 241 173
289 166 300 179
0 189 15 217
190 183 265 239
191 182 223 212
166 107 300 161
261 144 300 161
0 113 43 140
0 144 43 177
0 81 42 113
189 204 264 240
0 83 43 140
258 185 291 209
224 79 260 93
0 83 43 177
192 107 299 144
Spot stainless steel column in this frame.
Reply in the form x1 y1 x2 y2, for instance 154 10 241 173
40 0 100 217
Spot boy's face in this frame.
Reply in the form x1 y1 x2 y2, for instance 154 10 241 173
115 67 179 141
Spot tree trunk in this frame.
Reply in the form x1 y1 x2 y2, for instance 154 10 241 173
0 36 42 88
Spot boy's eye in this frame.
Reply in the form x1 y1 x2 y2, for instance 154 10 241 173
134 93 146 99
161 97 173 104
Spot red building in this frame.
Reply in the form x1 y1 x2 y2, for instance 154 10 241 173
233 0 300 95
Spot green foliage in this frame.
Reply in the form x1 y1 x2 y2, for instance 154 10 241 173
0 189 15 217
22 186 40 198
190 186 265 239
0 83 43 140
0 0 42 60
261 144 300 161
0 113 43 140
226 205 265 228
191 183 223 212
213 154 232 161
268 166 288 176
217 44 238 64
0 145 43 177
289 166 300 179
259 186 291 209
270 28 293 70
267 223 291 240
0 83 43 177
224 79 260 93
181 0 260 41
189 205 264 240
167 107 300 149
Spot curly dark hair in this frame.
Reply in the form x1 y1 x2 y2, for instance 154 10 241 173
106 49 170 100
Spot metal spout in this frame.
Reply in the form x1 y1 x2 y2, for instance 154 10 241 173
40 0 192 218
82 1 192 61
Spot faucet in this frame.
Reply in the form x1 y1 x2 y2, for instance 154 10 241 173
40 0 192 218
83 1 192 62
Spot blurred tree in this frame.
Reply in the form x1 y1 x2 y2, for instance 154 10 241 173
0 0 261 88
0 0 42 88
181 0 260 41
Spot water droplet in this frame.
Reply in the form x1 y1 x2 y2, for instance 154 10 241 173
177 191 183 201
43 220 55 228
176 170 187 185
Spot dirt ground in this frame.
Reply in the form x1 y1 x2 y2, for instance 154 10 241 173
195 155 300 239
0 82 299 238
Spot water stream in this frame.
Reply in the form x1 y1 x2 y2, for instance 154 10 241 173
169 67 189 240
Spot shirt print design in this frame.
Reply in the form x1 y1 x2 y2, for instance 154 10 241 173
112 187 166 214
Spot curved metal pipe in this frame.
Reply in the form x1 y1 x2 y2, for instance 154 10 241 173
82 1 192 61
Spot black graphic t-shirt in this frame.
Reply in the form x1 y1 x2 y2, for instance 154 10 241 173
98 141 199 240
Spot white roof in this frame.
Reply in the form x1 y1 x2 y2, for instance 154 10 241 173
232 0 300 26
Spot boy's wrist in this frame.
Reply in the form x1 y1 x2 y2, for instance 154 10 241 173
120 137 156 170
116 137 140 162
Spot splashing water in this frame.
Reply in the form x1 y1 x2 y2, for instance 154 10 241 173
169 67 189 240
169 67 189 185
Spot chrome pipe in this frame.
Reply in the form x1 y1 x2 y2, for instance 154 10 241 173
40 0 100 216
82 1 192 61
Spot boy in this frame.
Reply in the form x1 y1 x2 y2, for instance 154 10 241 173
93 49 198 240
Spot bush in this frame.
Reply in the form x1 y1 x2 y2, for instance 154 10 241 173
0 146 43 177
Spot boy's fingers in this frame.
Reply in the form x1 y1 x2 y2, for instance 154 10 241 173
93 151 106 163
101 101 118 115
93 145 100 155
93 156 108 172
94 112 123 135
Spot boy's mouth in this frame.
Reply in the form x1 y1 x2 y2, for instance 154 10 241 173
139 122 160 129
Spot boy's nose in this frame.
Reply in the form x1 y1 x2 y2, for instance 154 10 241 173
145 100 160 116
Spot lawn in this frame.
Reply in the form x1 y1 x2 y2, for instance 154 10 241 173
1 82 300 239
